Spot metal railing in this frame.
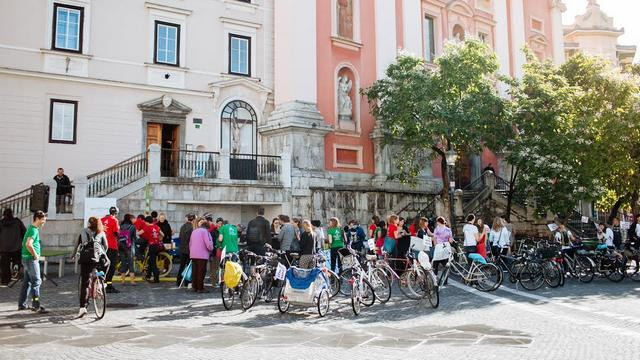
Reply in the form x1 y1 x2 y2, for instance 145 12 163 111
161 149 220 179
0 183 48 219
87 151 148 198
230 153 281 183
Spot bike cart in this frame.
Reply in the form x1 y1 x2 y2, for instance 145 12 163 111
277 267 331 317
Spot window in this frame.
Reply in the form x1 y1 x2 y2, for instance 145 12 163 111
229 34 251 76
221 100 257 154
531 18 543 33
423 16 435 62
154 21 180 66
336 0 354 39
49 100 77 144
52 3 83 53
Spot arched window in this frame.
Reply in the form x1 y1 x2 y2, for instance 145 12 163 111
220 100 257 155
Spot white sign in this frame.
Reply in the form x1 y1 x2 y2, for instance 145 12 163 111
410 236 427 251
367 238 376 250
83 198 117 227
275 262 287 281
547 223 558 232
621 221 631 230
581 216 589 224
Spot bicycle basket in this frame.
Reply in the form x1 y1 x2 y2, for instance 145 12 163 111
536 246 560 260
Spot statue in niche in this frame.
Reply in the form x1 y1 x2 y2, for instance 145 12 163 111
453 24 465 42
337 0 354 39
337 75 353 122
230 109 245 154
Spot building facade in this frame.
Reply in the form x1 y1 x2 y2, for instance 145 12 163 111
0 0 572 240
563 0 636 68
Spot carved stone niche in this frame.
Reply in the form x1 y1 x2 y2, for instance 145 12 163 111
336 67 357 132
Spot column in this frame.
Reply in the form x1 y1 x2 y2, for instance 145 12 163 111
509 0 526 78
273 0 317 105
45 179 57 220
148 144 161 184
402 0 422 56
280 150 292 188
551 1 567 65
375 0 397 79
219 148 230 181
72 176 87 220
493 0 511 94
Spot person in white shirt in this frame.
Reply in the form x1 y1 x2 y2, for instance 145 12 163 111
598 223 615 248
489 218 511 257
462 214 479 254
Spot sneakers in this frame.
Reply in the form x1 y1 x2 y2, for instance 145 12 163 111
77 307 87 318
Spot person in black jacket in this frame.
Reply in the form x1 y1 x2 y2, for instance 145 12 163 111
246 207 271 256
54 168 72 213
176 213 195 286
0 208 26 285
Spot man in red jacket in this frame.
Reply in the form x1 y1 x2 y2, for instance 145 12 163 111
101 207 120 293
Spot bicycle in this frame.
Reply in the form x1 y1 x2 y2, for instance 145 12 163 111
399 245 439 308
624 248 640 282
337 247 375 315
116 246 173 278
78 268 107 319
220 252 248 310
586 247 626 282
437 242 502 292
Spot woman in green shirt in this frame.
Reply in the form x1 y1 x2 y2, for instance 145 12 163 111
327 217 345 273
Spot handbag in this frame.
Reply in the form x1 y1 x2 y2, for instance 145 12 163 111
182 260 193 282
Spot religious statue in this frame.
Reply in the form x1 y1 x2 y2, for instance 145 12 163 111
337 75 353 122
230 109 245 154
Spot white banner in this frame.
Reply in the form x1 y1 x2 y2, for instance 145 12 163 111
275 262 287 281
83 198 117 227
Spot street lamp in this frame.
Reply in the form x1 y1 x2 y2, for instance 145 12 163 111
445 149 458 226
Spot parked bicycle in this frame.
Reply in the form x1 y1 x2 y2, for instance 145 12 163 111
219 252 248 310
116 246 173 278
398 245 439 308
437 242 502 292
337 247 375 315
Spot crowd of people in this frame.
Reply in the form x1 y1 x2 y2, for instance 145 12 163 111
4 202 640 319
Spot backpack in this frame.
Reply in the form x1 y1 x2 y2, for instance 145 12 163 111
117 225 133 251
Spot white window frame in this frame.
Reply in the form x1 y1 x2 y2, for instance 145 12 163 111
221 19 258 78
46 0 91 55
49 99 77 144
146 3 190 68
229 34 251 76
422 9 441 61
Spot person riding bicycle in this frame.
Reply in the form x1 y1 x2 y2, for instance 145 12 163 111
73 217 109 318
136 216 164 283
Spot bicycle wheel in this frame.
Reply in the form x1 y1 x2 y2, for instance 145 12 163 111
627 258 640 282
361 279 375 307
406 270 427 298
575 256 595 283
327 270 341 298
277 286 289 313
424 273 439 309
399 271 421 300
338 268 354 296
542 261 562 288
437 266 450 288
157 252 173 277
519 262 544 291
474 263 503 292
263 276 275 303
317 289 330 317
371 268 391 304
241 277 258 310
93 277 106 320
605 259 625 283
350 281 361 316
221 282 235 310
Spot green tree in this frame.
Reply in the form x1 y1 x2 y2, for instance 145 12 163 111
561 54 640 220
362 39 510 220
504 52 604 219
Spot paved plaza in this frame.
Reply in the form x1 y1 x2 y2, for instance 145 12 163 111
1 266 640 359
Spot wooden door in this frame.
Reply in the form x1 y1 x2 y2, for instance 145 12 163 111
146 123 162 149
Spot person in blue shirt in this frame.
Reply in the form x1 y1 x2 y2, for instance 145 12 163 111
346 220 366 255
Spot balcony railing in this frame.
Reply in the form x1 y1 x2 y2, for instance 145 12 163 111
0 183 48 219
230 153 281 183
87 151 148 198
161 149 220 179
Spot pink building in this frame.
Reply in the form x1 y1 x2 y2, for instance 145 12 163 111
267 0 566 220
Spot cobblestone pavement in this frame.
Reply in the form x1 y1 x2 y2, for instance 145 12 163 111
1 265 639 359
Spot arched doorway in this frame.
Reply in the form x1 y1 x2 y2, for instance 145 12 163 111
220 100 259 180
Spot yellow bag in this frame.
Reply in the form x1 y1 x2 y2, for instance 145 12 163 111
223 261 243 289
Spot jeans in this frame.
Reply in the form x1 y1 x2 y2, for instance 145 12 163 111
118 248 134 274
0 251 21 284
105 249 118 286
330 247 343 274
146 245 159 282
18 259 41 309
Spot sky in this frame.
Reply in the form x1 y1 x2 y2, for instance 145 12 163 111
562 0 640 63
